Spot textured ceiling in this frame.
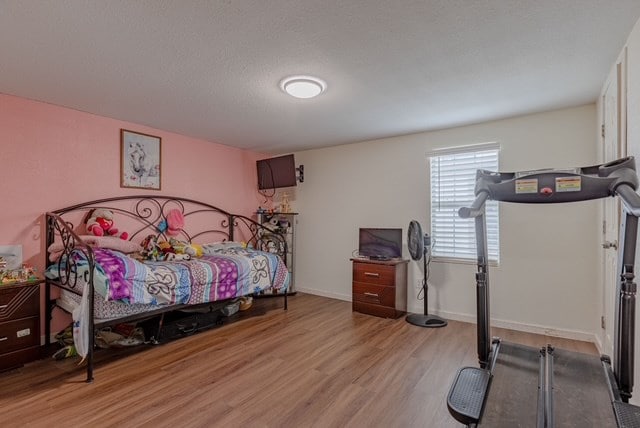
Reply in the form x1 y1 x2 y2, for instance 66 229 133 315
1 1 640 153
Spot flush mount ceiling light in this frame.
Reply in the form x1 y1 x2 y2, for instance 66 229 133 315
280 75 326 99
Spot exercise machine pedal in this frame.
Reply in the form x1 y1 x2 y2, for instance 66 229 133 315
613 402 640 428
447 366 491 425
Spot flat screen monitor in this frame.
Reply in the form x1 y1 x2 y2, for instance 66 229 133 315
257 154 297 190
358 228 402 260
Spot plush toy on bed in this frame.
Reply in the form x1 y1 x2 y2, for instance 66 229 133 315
139 235 199 261
169 238 203 258
159 239 190 261
157 208 185 237
86 209 129 240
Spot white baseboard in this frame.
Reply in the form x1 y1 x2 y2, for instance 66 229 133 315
299 289 598 344
295 287 351 302
424 308 597 343
593 334 605 355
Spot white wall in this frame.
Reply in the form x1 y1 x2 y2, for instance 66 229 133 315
628 23 640 179
291 105 599 340
618 15 640 405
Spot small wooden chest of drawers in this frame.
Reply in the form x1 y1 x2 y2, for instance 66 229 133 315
351 258 408 318
0 280 42 372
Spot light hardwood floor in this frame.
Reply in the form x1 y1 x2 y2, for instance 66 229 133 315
0 293 597 428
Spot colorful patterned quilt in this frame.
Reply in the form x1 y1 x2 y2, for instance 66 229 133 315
49 247 289 306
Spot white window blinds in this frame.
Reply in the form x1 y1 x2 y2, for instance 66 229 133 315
429 145 500 262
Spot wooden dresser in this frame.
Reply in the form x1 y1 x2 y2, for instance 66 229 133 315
351 258 408 318
0 279 42 372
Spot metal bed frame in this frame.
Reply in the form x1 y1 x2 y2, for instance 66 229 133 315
44 195 288 382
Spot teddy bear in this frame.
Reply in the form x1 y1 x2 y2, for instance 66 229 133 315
86 209 129 240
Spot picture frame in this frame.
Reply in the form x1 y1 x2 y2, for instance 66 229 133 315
120 129 162 190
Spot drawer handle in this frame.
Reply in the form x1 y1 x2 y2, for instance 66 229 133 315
0 337 7 342
363 292 379 298
364 272 380 278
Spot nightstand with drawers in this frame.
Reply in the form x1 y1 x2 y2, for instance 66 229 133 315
351 258 408 318
0 279 42 372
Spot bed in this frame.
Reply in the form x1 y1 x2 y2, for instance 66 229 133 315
45 196 290 382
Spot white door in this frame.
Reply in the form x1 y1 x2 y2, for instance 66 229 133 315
602 55 626 356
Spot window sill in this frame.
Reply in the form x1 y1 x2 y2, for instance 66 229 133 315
432 256 500 268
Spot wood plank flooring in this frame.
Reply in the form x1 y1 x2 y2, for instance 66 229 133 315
0 293 597 428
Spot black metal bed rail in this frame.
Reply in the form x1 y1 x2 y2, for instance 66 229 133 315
45 211 98 380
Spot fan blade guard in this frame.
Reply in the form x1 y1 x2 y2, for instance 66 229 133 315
407 220 424 261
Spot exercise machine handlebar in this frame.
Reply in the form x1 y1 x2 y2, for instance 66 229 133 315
459 192 490 219
616 184 640 217
461 182 640 217
459 157 640 218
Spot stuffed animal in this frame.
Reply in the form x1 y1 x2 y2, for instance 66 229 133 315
157 208 185 237
160 239 191 261
86 209 129 240
140 235 195 261
157 240 173 255
190 243 204 258
266 216 280 231
140 235 162 261
169 238 201 259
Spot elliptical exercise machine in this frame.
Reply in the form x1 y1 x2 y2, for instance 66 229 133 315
447 157 640 427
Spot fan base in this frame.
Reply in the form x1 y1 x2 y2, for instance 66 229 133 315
405 313 448 328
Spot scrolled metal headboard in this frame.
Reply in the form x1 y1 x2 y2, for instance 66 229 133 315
45 195 288 287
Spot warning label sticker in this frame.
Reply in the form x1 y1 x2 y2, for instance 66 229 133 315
556 176 581 192
515 178 538 194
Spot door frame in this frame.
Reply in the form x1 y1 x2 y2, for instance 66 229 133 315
599 47 627 355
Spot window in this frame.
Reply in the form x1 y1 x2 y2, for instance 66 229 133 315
429 144 500 262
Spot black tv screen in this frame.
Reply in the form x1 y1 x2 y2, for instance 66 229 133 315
359 228 402 259
257 154 298 190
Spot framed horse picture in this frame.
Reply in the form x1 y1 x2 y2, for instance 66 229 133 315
120 129 162 190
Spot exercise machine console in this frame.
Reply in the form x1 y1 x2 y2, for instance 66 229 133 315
447 157 640 427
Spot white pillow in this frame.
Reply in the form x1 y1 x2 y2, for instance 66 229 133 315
201 241 244 255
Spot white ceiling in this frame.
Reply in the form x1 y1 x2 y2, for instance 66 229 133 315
2 1 640 153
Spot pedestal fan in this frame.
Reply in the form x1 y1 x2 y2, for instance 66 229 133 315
406 220 447 328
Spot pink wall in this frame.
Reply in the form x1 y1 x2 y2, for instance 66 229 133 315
0 93 267 334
